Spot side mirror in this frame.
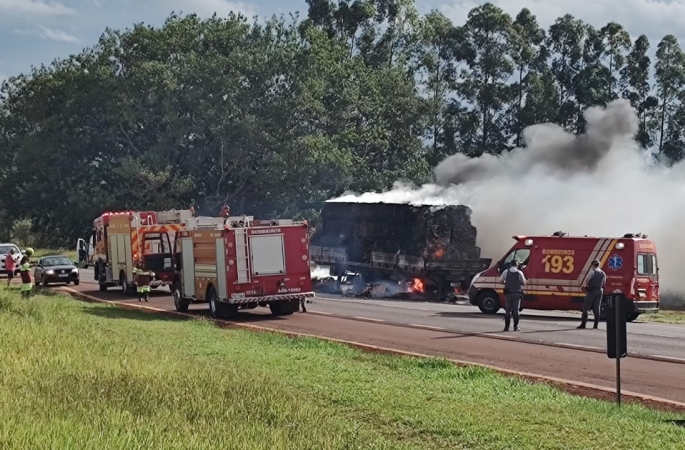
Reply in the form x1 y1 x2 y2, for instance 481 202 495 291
497 261 504 273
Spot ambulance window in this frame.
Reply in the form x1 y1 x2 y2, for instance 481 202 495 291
637 254 657 275
504 249 531 267
637 255 646 275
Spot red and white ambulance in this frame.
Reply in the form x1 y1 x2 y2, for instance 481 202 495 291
467 232 660 322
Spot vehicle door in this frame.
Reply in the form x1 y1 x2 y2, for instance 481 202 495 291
76 238 88 267
34 258 44 282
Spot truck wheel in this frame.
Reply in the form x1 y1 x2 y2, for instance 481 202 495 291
173 280 189 312
99 283 107 291
477 290 501 314
270 299 297 316
207 286 238 319
120 271 135 295
207 286 222 318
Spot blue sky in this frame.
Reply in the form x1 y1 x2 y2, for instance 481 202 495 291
2 0 685 83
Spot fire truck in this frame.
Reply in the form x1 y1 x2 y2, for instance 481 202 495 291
171 215 315 318
467 232 660 322
90 210 194 293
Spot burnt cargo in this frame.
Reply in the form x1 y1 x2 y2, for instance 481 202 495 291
311 201 482 263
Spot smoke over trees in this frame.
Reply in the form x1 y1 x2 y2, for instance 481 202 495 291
0 2 684 247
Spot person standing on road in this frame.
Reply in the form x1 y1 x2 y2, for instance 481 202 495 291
578 259 606 329
19 248 34 299
5 249 16 287
500 259 526 332
133 262 152 302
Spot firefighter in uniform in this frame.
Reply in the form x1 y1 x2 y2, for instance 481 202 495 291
133 261 153 302
499 259 526 332
19 248 34 299
578 259 605 329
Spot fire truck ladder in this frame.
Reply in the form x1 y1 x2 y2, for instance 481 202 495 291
234 227 251 284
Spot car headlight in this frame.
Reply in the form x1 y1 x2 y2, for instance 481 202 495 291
71 268 79 274
46 270 55 275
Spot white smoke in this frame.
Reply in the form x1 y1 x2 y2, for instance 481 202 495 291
329 99 685 291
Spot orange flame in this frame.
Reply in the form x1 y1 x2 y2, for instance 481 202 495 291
433 248 445 258
408 278 425 293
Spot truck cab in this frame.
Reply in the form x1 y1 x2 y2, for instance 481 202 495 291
467 233 659 322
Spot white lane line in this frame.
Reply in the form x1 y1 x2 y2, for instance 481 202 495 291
490 334 516 339
313 311 332 315
409 324 445 330
558 343 602 351
354 316 385 322
653 355 685 363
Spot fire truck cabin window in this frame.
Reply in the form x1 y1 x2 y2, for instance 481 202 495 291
504 249 531 268
637 253 657 275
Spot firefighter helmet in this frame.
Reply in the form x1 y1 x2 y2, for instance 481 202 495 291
24 247 34 256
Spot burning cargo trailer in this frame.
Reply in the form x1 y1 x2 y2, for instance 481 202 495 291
309 201 492 299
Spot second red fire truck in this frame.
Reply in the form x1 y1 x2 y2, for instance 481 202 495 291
171 215 315 318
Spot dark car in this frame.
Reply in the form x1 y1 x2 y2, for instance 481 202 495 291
34 255 80 287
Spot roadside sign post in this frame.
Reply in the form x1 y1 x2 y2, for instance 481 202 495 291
604 293 628 406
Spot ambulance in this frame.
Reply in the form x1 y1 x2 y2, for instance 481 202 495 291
467 232 660 322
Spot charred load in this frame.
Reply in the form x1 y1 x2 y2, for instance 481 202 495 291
312 202 480 260
310 201 491 294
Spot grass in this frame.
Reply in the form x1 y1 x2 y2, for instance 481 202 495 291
31 247 78 262
0 288 684 449
640 311 685 325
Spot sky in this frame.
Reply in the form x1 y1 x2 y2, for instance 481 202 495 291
2 0 685 83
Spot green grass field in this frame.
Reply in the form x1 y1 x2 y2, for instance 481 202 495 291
1 288 684 449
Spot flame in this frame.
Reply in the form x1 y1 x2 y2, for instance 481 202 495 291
408 278 425 293
433 248 445 258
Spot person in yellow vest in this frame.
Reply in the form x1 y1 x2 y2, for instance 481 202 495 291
133 261 153 302
19 247 34 299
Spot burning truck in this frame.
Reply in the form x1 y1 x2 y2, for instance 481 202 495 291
309 201 492 300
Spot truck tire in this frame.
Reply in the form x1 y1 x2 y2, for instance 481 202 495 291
477 290 501 314
173 280 189 312
270 299 298 316
207 286 239 319
99 283 108 292
120 271 135 295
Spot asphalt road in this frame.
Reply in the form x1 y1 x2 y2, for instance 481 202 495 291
61 269 685 404
306 295 685 361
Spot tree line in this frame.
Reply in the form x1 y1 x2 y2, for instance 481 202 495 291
1 1 684 247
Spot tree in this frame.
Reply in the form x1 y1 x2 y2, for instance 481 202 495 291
508 8 545 147
621 35 658 148
654 35 685 153
600 22 631 99
417 11 469 163
547 14 586 129
456 3 514 155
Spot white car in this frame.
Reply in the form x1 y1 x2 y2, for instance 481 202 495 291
0 243 22 275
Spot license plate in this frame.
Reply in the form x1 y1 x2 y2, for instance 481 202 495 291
58 274 68 278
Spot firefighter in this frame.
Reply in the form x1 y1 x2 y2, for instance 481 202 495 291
499 259 526 332
19 248 34 299
578 259 605 329
133 261 152 302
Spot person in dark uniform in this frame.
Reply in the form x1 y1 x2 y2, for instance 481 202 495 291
499 259 526 332
578 259 606 329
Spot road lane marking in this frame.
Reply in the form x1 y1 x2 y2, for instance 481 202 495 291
354 316 385 322
558 343 603 351
312 311 332 315
653 355 685 363
409 324 445 331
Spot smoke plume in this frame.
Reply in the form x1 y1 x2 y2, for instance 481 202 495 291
330 99 685 291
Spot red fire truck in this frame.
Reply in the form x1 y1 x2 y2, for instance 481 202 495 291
171 215 315 318
89 209 194 293
467 232 660 322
